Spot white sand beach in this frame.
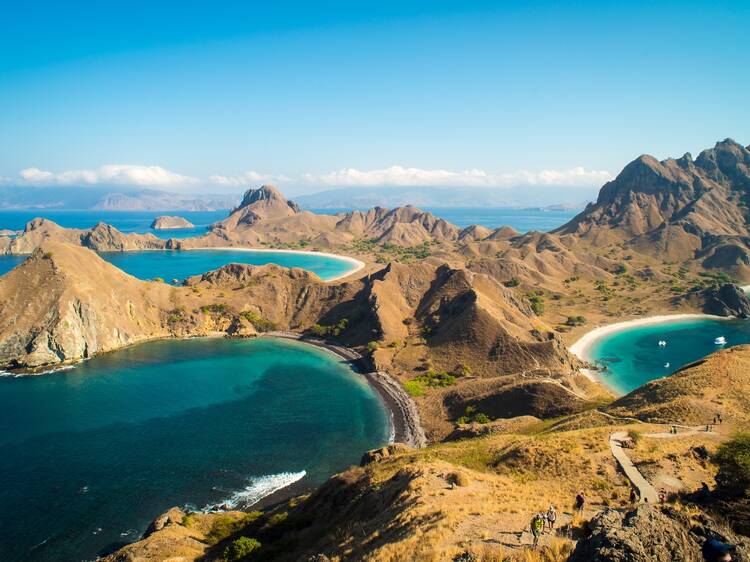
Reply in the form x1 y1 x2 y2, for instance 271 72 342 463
190 246 366 282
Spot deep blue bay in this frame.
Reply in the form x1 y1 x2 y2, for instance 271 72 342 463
587 318 750 394
0 249 358 281
0 337 390 561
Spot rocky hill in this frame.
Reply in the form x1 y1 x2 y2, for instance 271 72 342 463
0 243 173 369
0 218 169 254
555 139 750 276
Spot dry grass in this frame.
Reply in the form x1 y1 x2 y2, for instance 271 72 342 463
475 538 574 561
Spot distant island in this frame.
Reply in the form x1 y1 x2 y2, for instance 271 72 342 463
150 215 195 230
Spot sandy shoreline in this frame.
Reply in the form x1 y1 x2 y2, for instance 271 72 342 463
261 331 426 449
1 245 366 283
569 313 728 363
195 246 366 282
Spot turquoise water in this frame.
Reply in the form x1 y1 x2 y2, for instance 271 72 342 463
588 318 750 394
0 207 578 237
100 249 356 282
0 338 389 561
0 249 357 281
0 210 226 239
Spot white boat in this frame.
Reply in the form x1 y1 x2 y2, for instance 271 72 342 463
714 336 727 345
658 340 667 347
664 362 670 368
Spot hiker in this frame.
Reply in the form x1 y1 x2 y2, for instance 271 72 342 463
530 513 544 546
629 488 638 504
702 538 736 562
546 505 556 531
717 412 723 424
659 489 666 503
575 492 586 514
672 425 677 435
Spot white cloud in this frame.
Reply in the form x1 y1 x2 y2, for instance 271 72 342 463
208 171 291 187
13 165 199 188
305 165 611 188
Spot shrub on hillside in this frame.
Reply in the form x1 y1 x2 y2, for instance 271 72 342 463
714 432 750 493
223 537 261 561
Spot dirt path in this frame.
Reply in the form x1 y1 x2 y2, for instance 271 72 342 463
610 431 659 503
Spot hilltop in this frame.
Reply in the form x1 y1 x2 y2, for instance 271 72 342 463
555 139 750 276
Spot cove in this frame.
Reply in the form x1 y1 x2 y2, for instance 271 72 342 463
0 249 361 281
585 317 750 394
0 337 390 561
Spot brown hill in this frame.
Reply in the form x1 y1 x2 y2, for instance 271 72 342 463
555 139 750 275
0 218 168 255
0 243 172 368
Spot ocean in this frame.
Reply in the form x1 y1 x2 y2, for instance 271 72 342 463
0 338 389 561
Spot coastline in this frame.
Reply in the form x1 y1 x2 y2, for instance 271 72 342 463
569 313 727 363
260 331 427 449
193 246 366 282
1 244 366 283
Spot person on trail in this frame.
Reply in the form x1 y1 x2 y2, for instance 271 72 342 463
546 506 557 531
630 488 638 504
575 492 586 514
530 513 544 546
702 538 736 561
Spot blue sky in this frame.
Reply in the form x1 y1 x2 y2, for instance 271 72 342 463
1 0 748 194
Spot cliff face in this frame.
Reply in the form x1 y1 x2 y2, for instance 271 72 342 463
0 243 172 368
555 139 750 273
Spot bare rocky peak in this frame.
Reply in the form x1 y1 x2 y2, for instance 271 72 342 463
236 184 300 213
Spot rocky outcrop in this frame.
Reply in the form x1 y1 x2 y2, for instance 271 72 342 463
211 184 302 231
701 283 750 317
360 443 413 466
555 139 750 276
0 243 173 369
569 505 748 562
0 218 169 255
150 215 195 230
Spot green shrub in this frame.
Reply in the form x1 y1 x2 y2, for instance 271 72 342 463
415 370 456 387
223 537 261 561
207 515 245 544
565 315 587 327
200 303 231 315
308 318 349 338
473 413 490 424
239 310 276 332
366 341 379 353
714 432 750 492
43 251 54 259
456 405 491 424
612 263 628 275
503 277 520 288
403 380 425 397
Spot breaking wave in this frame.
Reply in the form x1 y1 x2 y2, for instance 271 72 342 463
204 470 307 511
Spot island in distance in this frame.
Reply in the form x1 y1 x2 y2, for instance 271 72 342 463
150 215 196 230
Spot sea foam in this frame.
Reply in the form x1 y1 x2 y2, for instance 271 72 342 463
205 470 307 511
